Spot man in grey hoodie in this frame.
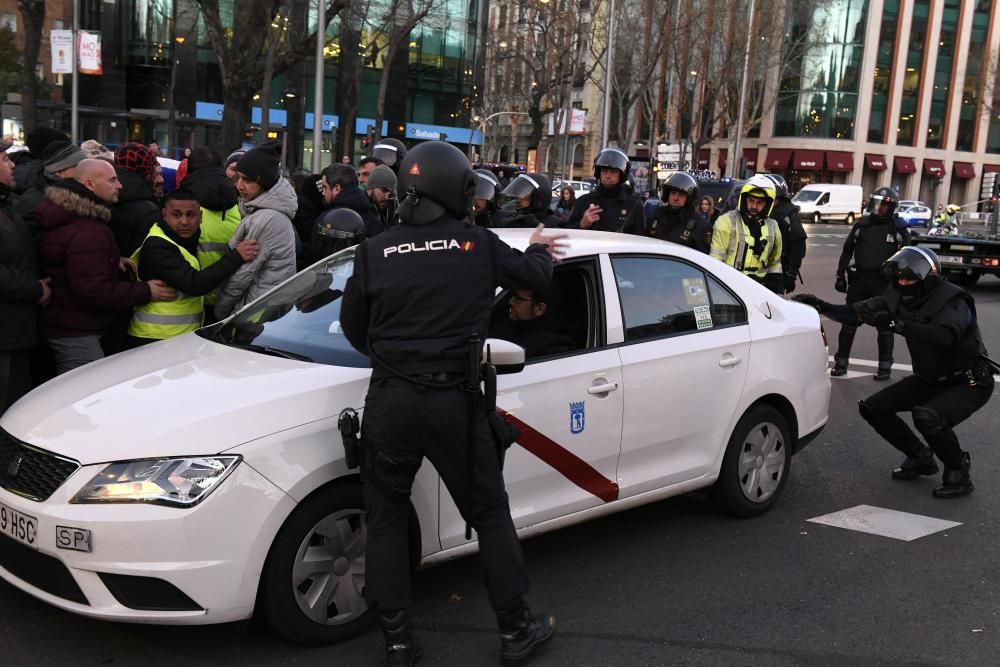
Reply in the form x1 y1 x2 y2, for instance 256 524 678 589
215 141 298 318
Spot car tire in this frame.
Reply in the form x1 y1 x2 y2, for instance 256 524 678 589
813 212 822 224
845 212 855 225
711 405 791 518
257 483 421 645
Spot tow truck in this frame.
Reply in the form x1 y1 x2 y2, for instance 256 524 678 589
909 197 1000 287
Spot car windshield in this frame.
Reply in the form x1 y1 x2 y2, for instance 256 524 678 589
792 190 821 203
200 249 369 368
897 205 912 213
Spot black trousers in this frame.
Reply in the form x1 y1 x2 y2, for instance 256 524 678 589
836 273 894 365
861 373 993 468
0 350 33 415
361 376 529 611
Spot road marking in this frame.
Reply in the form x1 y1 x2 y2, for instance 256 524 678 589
808 504 960 541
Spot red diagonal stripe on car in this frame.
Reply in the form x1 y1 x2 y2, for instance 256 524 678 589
499 409 619 503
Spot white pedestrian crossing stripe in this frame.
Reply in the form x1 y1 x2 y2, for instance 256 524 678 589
808 505 960 541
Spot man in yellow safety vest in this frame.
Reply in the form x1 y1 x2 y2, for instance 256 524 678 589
710 175 785 293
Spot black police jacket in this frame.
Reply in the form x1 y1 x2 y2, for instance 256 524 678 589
838 214 909 275
771 198 807 273
884 281 987 381
650 206 711 253
341 214 553 375
501 207 563 229
566 186 645 234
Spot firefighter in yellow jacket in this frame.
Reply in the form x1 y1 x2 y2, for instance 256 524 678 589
710 175 785 293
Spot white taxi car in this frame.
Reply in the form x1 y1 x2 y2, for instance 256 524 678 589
0 229 829 644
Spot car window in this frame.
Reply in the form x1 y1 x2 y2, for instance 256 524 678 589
792 190 821 203
612 256 747 342
817 193 830 205
201 249 369 368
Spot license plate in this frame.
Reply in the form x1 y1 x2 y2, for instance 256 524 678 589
56 525 92 552
938 255 964 265
0 500 38 548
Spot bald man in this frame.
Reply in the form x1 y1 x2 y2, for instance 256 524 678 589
36 159 175 373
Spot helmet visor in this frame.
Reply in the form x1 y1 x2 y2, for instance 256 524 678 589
594 148 629 173
881 247 939 282
502 174 542 199
473 171 500 200
372 143 400 167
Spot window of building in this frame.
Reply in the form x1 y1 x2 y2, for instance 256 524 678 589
867 0 899 143
926 0 959 149
897 0 930 146
957 0 993 152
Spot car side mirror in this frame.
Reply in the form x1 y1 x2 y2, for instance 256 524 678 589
484 338 525 374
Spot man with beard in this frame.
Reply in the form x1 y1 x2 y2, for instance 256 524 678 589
709 175 784 293
648 171 711 252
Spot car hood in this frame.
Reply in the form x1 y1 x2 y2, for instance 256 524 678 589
1 334 371 465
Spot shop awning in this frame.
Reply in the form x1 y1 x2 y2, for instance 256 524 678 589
793 150 822 170
743 148 759 170
924 159 945 177
718 148 728 169
697 148 710 169
985 164 1000 174
826 151 854 172
894 157 916 174
864 154 887 170
764 148 792 170
953 162 976 180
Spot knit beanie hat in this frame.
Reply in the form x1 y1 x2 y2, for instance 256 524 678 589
224 149 246 170
366 164 397 192
80 139 115 162
26 127 70 159
235 140 282 190
43 140 86 175
115 142 158 181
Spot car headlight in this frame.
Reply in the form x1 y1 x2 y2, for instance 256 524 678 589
71 456 241 507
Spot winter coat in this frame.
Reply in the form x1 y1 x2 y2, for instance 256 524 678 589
180 166 239 214
37 180 152 338
12 154 41 195
110 168 161 257
292 174 326 247
13 167 56 242
0 184 43 351
215 177 298 318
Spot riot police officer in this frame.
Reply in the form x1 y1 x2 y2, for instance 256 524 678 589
566 147 645 233
649 171 712 252
794 247 993 498
472 168 504 227
500 172 562 228
710 175 785 293
308 207 365 265
371 137 407 173
341 141 563 666
833 186 909 379
765 174 807 293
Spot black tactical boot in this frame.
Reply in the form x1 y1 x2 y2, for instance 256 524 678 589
891 447 939 480
830 358 848 377
874 364 892 381
497 601 555 666
379 610 422 667
933 453 973 499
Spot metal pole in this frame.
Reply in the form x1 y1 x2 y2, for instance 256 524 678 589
311 0 325 173
71 0 79 143
731 0 755 179
600 0 615 147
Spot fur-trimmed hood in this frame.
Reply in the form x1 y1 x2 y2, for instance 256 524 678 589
42 181 113 230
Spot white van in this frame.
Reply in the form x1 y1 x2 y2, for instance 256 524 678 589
791 184 864 224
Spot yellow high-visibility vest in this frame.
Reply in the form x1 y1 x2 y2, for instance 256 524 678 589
709 210 783 278
128 224 204 340
197 205 241 305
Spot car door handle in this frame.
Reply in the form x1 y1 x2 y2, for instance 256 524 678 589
719 355 743 368
588 381 619 395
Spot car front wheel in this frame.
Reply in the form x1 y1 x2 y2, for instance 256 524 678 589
813 212 822 224
711 405 791 517
845 212 855 225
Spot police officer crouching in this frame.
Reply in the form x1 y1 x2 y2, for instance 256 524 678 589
648 171 711 252
341 141 566 666
794 247 994 499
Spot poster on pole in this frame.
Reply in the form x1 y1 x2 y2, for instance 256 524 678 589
51 30 73 73
78 31 102 75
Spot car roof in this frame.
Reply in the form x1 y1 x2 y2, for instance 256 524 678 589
493 228 698 261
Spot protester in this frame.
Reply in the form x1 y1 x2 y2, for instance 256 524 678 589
224 149 245 185
112 142 163 256
80 139 115 162
16 140 86 239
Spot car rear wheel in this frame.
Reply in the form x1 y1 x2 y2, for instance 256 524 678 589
711 405 791 517
813 212 822 224
845 212 855 225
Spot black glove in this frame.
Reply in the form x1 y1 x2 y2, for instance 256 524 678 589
857 296 890 327
792 293 828 313
834 274 848 293
783 272 798 294
762 273 785 294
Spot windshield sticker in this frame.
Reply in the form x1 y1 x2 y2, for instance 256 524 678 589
682 278 709 307
570 401 585 434
694 305 714 330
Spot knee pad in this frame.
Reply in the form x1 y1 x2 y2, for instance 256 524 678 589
912 406 947 436
363 448 421 502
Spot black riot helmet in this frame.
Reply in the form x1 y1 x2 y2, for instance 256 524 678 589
867 186 899 217
309 208 366 264
764 173 789 200
371 137 407 170
396 141 475 226
660 171 699 209
880 246 941 287
473 168 501 204
502 172 553 213
593 147 630 180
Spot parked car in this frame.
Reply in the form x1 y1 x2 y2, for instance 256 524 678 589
0 230 830 645
896 204 932 227
898 199 925 209
792 184 864 224
552 179 595 198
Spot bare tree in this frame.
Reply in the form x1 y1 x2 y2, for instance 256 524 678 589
16 0 45 133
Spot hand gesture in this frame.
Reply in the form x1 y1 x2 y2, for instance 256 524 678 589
580 203 602 229
528 224 569 261
37 277 51 307
235 239 259 262
147 279 178 302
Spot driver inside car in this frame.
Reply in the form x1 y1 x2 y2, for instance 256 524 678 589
493 283 577 359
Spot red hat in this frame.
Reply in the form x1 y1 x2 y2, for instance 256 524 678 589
115 142 158 181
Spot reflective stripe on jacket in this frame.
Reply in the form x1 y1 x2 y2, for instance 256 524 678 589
709 210 783 277
198 204 241 304
129 224 204 340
